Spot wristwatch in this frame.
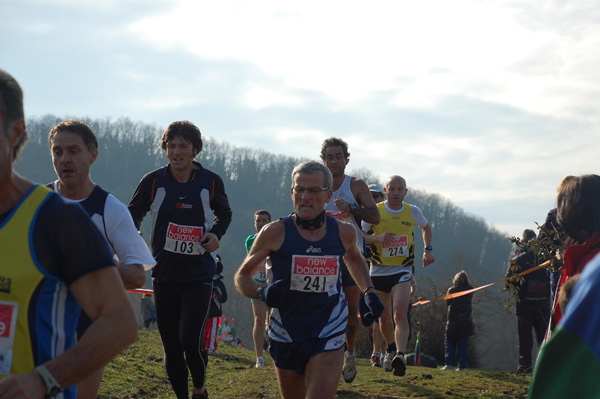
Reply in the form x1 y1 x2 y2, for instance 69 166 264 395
256 286 264 301
35 364 63 398
424 245 433 251
349 203 358 212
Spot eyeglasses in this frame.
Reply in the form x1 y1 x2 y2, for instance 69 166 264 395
372 193 382 199
292 185 329 195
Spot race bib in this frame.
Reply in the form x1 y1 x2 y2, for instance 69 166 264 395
253 263 267 281
0 301 18 375
382 235 408 258
164 222 203 255
326 210 351 222
290 255 339 296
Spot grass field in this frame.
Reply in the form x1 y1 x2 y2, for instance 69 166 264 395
99 330 531 399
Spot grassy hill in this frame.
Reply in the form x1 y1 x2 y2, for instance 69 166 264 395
99 331 531 399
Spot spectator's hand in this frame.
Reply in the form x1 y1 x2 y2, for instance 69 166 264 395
363 292 385 321
263 280 288 308
423 251 435 267
201 232 219 252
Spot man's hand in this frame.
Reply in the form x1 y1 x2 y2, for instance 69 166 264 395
363 292 385 321
262 280 288 308
376 232 395 244
0 370 46 399
334 198 351 213
201 232 219 252
423 251 435 267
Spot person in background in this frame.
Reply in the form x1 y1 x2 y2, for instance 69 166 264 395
540 175 576 306
363 175 435 377
47 118 156 399
204 256 228 355
245 209 272 367
320 138 381 383
141 293 156 330
128 120 232 399
442 270 476 371
0 68 137 399
551 175 600 329
505 229 550 374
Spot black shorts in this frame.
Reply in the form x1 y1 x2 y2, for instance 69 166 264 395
371 270 412 293
341 258 357 287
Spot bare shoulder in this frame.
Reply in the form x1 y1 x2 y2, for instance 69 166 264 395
255 219 285 250
336 219 357 245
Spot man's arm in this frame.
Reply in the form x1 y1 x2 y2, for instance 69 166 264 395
339 221 375 293
235 221 283 299
334 178 380 224
0 267 137 398
422 223 435 266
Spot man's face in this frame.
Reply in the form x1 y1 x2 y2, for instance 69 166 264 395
51 131 97 190
322 145 348 177
254 214 270 233
385 177 407 207
370 190 385 204
166 136 196 172
291 171 332 221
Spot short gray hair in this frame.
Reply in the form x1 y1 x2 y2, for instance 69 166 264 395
291 160 333 189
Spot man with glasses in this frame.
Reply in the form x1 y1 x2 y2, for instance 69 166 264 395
319 138 380 383
234 161 384 399
363 175 435 377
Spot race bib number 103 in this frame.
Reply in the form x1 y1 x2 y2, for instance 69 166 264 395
164 222 203 255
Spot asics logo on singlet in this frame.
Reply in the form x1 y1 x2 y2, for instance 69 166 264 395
0 276 11 293
306 246 322 253
176 203 193 209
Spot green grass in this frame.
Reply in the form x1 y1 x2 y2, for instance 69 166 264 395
99 331 530 399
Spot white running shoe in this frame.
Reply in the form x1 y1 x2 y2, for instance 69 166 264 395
255 356 265 368
371 351 382 367
342 351 357 383
383 351 396 372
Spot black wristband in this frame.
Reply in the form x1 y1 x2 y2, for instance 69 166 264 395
363 285 375 296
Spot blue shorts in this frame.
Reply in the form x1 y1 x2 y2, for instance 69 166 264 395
269 332 346 374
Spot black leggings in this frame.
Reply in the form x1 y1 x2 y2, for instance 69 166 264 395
153 279 213 399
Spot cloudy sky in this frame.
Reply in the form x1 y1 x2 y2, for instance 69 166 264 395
2 0 599 238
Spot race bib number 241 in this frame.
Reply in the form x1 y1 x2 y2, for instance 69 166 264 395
290 255 339 296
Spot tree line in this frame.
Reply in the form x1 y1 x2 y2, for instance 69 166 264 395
17 115 519 370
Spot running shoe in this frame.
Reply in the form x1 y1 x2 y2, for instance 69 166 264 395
371 351 382 367
441 365 454 371
392 353 406 376
342 351 357 383
383 351 396 372
192 390 208 399
255 356 265 368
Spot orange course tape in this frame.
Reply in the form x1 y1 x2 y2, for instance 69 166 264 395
411 259 554 306
126 288 154 295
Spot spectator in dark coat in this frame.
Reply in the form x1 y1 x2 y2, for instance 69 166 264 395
141 293 156 330
505 229 550 374
443 270 476 371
